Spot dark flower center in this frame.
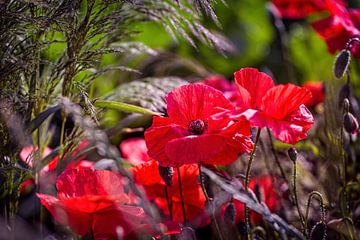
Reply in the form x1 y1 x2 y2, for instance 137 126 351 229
188 119 207 135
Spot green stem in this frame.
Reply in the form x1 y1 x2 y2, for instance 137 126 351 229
305 191 325 234
164 186 173 220
90 226 95 240
177 167 187 223
244 128 262 239
266 128 288 184
198 164 224 240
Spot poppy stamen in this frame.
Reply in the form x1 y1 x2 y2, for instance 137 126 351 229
188 119 207 135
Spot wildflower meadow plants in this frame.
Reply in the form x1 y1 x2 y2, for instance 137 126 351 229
1 0 360 240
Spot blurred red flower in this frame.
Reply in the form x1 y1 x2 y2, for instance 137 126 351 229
145 83 253 167
312 0 360 57
232 176 279 223
303 81 325 107
233 68 314 144
271 0 328 19
19 141 94 175
120 137 151 165
20 146 57 174
19 178 35 195
201 75 241 105
132 160 208 226
37 168 152 239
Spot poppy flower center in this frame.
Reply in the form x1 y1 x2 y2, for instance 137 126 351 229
188 119 207 135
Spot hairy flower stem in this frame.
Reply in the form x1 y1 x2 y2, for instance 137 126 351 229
177 167 187 223
198 164 224 240
292 160 306 236
341 104 347 187
266 129 288 184
340 99 355 239
244 128 262 239
164 186 173 220
305 191 325 233
90 226 95 240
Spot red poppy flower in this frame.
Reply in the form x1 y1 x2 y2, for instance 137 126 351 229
37 168 152 239
232 176 279 223
120 138 150 165
132 160 208 226
234 68 314 144
144 84 253 167
303 81 325 107
271 0 328 19
312 0 360 57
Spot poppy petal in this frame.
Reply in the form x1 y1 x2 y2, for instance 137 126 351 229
247 106 313 144
120 138 150 165
145 123 188 166
56 168 126 197
36 193 91 236
166 84 234 126
165 134 229 166
260 84 312 119
234 68 274 110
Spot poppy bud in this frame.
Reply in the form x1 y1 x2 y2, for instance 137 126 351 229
158 165 174 186
224 202 236 224
288 147 298 162
343 98 350 112
310 221 327 240
334 49 351 79
343 112 359 134
338 84 351 108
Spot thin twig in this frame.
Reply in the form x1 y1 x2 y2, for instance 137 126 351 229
177 167 187 223
245 128 262 239
292 160 306 235
198 164 224 240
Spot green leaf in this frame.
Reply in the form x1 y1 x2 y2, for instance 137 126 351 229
95 100 161 115
104 77 187 112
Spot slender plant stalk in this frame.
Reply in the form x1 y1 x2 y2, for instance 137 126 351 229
164 186 173 220
259 139 273 177
90 226 95 240
244 128 262 239
304 191 325 234
292 160 306 236
59 113 67 158
177 167 187 223
340 96 355 240
198 164 224 240
341 109 347 187
266 129 288 184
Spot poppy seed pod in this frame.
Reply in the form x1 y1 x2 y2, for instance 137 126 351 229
310 221 327 240
343 112 359 134
158 165 174 186
288 147 298 162
334 49 351 79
